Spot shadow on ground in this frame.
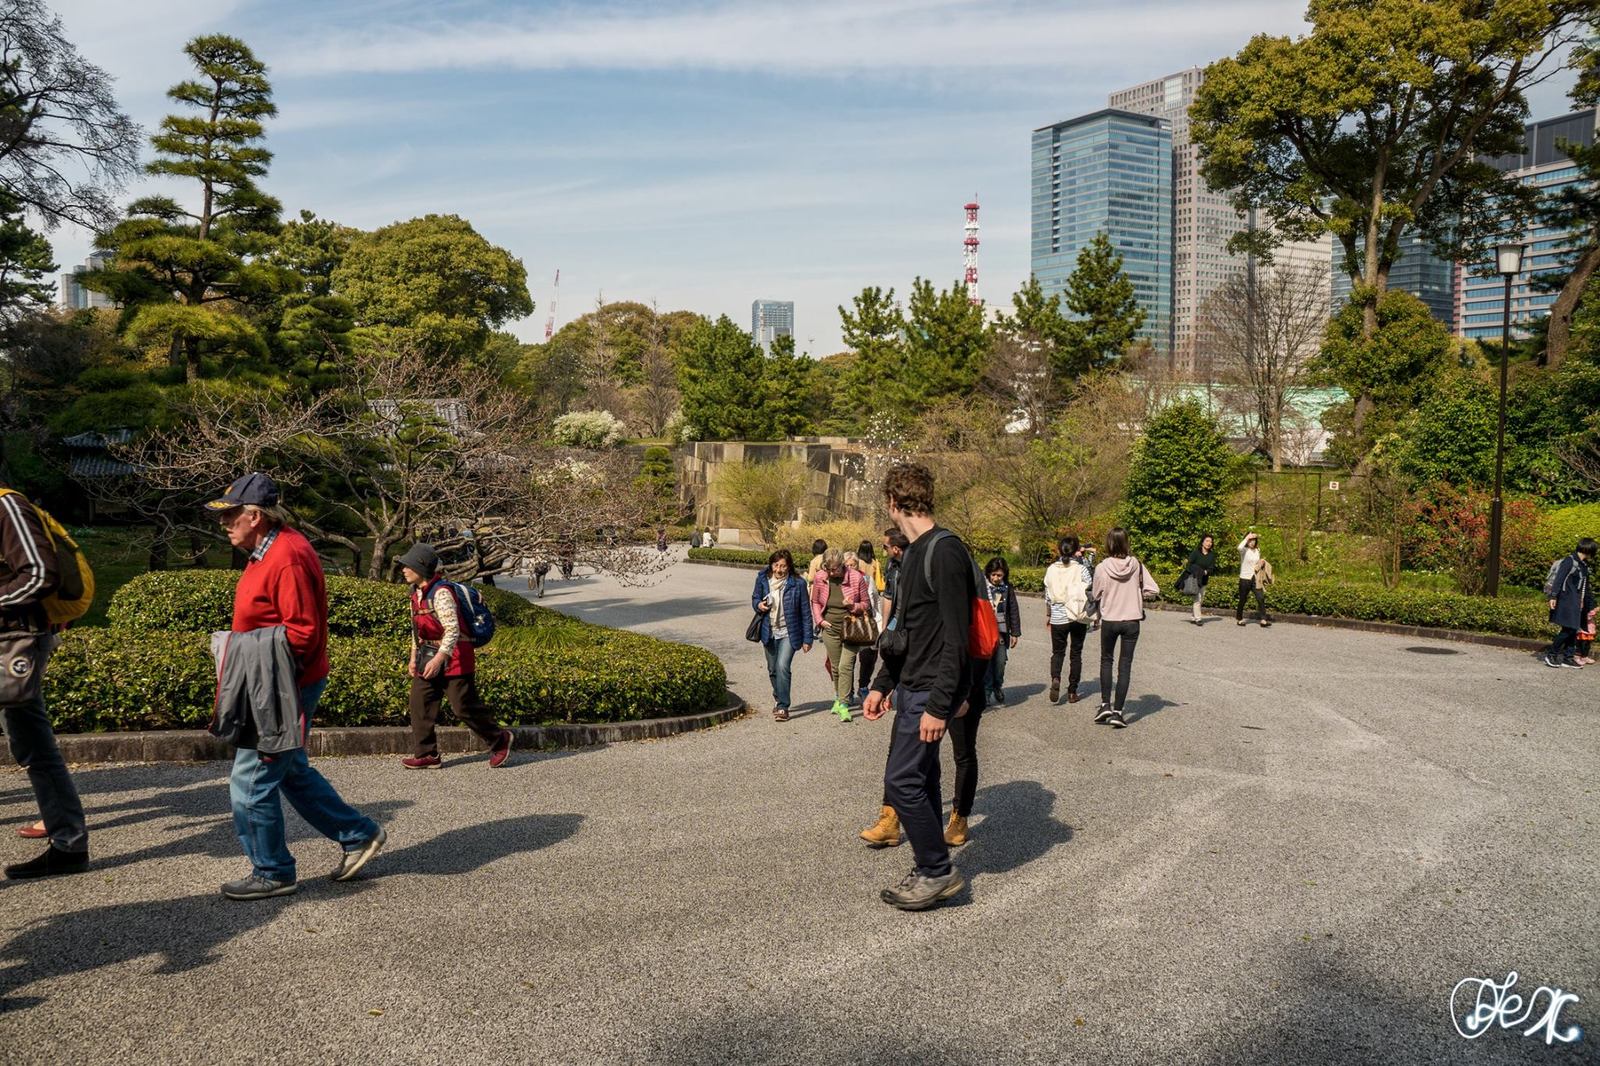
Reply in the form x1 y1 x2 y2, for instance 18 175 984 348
960 780 1073 881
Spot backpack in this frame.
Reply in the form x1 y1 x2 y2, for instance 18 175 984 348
1543 557 1569 599
429 578 497 648
0 489 93 627
921 530 999 660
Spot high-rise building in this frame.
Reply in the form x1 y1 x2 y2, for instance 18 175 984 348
1454 108 1597 342
58 253 113 311
1330 231 1456 328
750 299 794 354
1108 67 1242 374
1031 109 1173 355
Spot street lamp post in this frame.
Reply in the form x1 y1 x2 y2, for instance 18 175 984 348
1485 242 1524 598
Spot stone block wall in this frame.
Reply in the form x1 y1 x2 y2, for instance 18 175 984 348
674 439 873 546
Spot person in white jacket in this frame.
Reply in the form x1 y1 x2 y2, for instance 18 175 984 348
1043 535 1096 704
1236 532 1272 627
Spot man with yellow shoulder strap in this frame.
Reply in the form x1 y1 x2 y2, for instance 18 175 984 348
0 485 89 879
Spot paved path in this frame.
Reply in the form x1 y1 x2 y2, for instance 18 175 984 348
0 555 1595 1064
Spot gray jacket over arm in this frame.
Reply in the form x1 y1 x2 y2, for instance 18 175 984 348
210 626 303 754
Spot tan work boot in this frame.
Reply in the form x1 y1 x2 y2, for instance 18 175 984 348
860 805 902 848
944 813 969 846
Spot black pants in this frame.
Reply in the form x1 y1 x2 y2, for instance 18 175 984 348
1049 621 1088 689
1099 620 1141 711
1546 626 1579 660
1236 578 1268 622
855 647 878 694
883 687 952 877
2 690 87 853
408 673 504 757
947 669 988 818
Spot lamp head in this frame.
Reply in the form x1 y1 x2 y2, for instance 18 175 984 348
1496 242 1525 277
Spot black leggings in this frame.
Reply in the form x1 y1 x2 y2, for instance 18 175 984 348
880 664 989 811
1099 620 1140 710
1236 578 1268 621
1049 621 1088 687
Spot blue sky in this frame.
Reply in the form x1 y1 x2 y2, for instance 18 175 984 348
53 0 1581 355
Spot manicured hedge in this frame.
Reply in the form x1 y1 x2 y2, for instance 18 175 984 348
108 569 554 636
688 546 809 568
52 571 726 733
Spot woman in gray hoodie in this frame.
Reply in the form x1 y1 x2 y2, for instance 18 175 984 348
1089 527 1160 728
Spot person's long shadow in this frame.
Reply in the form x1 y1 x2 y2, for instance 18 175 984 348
374 813 583 877
957 780 1073 881
0 880 376 1010
1121 693 1180 725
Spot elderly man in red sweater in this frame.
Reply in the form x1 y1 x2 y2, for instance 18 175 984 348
208 473 385 901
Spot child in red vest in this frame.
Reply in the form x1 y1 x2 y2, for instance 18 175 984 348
397 544 514 769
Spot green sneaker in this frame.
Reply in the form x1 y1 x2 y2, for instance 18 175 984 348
832 700 852 722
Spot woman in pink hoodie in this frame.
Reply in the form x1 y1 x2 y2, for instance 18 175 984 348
1089 527 1160 728
811 548 871 721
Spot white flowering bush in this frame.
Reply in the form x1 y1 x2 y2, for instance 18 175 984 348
551 409 626 449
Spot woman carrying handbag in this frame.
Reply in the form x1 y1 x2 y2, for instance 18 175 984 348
812 548 871 722
751 550 813 721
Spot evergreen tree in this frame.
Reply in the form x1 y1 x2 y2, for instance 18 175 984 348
1121 400 1239 567
0 193 55 324
904 276 990 406
838 285 908 427
266 210 357 377
1060 234 1145 374
763 334 813 437
91 35 284 382
677 314 773 440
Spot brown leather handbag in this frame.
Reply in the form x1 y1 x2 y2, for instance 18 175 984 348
842 611 878 646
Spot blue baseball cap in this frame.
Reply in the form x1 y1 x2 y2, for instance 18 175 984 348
204 472 280 512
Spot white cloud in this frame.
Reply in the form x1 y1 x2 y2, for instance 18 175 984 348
278 0 1309 79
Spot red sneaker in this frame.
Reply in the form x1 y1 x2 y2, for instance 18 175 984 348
402 753 442 769
488 730 515 769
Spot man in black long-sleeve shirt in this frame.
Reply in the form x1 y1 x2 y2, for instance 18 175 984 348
864 463 971 910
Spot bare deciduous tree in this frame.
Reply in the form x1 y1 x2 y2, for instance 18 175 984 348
633 300 680 438
104 343 669 583
1199 262 1328 471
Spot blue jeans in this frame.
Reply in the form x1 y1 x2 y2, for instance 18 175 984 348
229 678 379 882
985 639 1009 694
763 636 796 710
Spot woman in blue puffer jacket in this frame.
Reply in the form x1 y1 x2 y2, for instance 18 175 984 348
752 549 814 720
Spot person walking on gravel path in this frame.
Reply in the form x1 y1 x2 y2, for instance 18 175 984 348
1043 536 1095 705
397 543 514 770
208 473 386 901
981 557 1020 705
1543 538 1595 669
864 463 972 911
1235 532 1272 628
1182 534 1218 625
1090 527 1159 729
753 549 813 720
812 548 871 722
859 528 910 848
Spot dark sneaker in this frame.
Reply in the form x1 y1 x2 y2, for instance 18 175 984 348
1108 711 1127 729
992 688 1006 705
881 867 965 911
1049 679 1060 702
4 845 88 880
1559 658 1583 669
1094 704 1115 724
222 874 297 900
331 827 386 882
402 753 442 769
1543 654 1562 668
488 730 515 768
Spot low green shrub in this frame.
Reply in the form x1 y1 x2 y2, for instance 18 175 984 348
58 570 726 733
45 620 726 733
109 569 559 636
689 547 816 569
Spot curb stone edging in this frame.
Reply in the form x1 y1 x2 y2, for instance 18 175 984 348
7 692 750 767
682 559 1545 652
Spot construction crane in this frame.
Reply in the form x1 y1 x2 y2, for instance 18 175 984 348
543 269 560 341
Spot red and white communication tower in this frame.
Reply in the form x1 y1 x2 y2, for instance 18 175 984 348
963 198 980 305
543 269 560 341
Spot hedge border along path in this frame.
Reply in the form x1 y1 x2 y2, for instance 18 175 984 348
39 569 728 736
684 549 1548 648
4 690 750 767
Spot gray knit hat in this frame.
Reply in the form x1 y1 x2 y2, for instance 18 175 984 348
397 543 440 579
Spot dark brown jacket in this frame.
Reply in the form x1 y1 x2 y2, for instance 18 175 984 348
0 490 58 630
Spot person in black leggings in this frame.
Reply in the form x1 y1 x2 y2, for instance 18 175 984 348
944 657 989 846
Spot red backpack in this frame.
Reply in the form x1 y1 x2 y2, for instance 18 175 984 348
921 530 999 660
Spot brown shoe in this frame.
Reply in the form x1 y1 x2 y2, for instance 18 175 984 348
944 813 969 846
1049 678 1060 702
860 805 902 848
1066 688 1080 704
